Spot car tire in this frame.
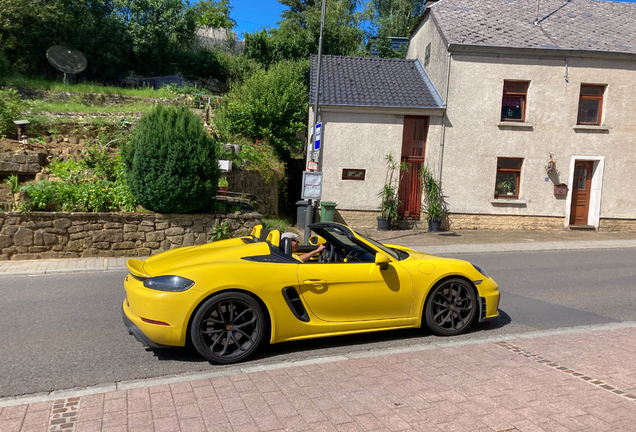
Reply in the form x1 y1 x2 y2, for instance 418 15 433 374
424 278 477 336
191 292 266 365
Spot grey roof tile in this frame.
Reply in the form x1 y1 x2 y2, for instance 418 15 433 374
429 0 636 55
309 55 444 109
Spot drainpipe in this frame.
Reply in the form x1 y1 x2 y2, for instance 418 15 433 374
438 51 452 185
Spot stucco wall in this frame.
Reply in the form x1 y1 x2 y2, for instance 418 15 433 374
311 110 405 211
407 13 449 98
409 17 636 227
0 211 262 261
307 108 445 214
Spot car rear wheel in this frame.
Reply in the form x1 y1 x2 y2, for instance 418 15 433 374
191 292 265 364
425 278 476 336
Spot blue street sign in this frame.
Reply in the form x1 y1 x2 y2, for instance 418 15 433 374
314 123 322 150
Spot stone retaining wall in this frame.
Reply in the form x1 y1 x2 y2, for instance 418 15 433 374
0 151 46 174
0 211 262 261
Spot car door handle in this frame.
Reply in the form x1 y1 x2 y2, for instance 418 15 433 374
303 279 326 284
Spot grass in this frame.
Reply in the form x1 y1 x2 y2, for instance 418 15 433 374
262 217 295 233
30 100 155 114
5 77 176 98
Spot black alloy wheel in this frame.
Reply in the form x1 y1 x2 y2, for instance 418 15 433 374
191 292 265 364
425 278 477 336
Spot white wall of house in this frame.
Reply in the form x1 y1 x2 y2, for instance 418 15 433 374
308 108 405 211
408 17 636 226
307 107 445 212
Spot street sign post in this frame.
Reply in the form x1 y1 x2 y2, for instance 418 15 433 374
307 161 318 171
314 122 322 151
301 171 322 200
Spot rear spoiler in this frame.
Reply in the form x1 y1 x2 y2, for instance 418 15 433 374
127 259 151 278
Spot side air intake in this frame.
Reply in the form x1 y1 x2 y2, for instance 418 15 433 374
282 287 310 322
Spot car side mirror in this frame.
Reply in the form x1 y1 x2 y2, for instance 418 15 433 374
309 235 326 246
375 253 390 270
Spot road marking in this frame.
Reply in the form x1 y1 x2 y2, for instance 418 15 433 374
2 321 636 408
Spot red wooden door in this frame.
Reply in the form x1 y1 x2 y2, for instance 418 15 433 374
569 161 593 225
398 116 428 219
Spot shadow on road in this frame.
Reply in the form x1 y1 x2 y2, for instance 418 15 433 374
147 310 512 365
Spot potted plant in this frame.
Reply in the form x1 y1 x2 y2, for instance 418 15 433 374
501 178 515 196
421 166 445 232
377 153 408 230
217 177 228 196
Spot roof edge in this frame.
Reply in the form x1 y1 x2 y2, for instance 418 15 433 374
413 59 445 107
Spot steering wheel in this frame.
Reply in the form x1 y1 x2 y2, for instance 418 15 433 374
320 243 335 263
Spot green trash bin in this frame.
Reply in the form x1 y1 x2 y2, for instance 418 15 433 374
320 201 337 222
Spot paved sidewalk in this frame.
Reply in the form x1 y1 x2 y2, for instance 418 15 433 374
1 324 636 431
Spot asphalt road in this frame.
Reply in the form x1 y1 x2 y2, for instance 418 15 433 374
1 248 636 398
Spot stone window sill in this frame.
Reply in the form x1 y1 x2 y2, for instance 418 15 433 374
573 125 609 131
490 199 527 206
497 121 533 129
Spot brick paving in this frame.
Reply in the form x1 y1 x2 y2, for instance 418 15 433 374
1 327 636 432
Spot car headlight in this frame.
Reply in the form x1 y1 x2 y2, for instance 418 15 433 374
472 264 488 278
143 276 194 292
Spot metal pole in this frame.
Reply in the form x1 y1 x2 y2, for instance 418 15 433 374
304 0 327 245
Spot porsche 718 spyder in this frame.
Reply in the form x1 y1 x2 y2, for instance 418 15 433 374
123 222 500 364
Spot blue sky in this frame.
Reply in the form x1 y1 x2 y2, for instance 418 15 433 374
230 0 286 37
228 0 636 39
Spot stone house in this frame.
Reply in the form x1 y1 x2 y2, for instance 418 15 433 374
309 0 636 231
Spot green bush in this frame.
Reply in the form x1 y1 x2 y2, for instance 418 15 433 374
21 155 137 213
123 104 221 213
214 60 309 160
0 88 27 138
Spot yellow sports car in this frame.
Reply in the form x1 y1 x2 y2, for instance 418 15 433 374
123 222 499 364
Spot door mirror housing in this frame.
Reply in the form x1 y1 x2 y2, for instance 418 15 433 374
375 253 390 270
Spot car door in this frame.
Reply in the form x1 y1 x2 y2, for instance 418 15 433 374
297 260 413 322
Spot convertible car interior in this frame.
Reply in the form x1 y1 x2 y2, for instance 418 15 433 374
248 223 389 264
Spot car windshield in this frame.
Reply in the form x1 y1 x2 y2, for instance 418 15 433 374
356 233 405 261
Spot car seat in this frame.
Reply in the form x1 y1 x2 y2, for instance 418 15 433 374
279 237 292 257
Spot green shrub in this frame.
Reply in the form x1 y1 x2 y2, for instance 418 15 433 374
209 220 231 242
22 153 137 213
214 60 309 160
0 89 27 138
123 104 221 213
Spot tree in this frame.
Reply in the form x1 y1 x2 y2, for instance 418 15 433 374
123 105 221 214
363 0 425 42
192 0 236 29
244 0 364 67
214 60 309 161
112 0 197 76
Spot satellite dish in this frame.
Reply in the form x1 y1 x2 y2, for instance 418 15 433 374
46 45 87 83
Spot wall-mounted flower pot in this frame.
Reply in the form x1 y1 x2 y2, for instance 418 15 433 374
554 184 568 196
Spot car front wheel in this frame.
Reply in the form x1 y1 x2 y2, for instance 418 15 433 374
425 278 477 336
191 292 266 364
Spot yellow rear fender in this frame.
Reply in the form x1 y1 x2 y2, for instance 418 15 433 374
180 285 275 344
